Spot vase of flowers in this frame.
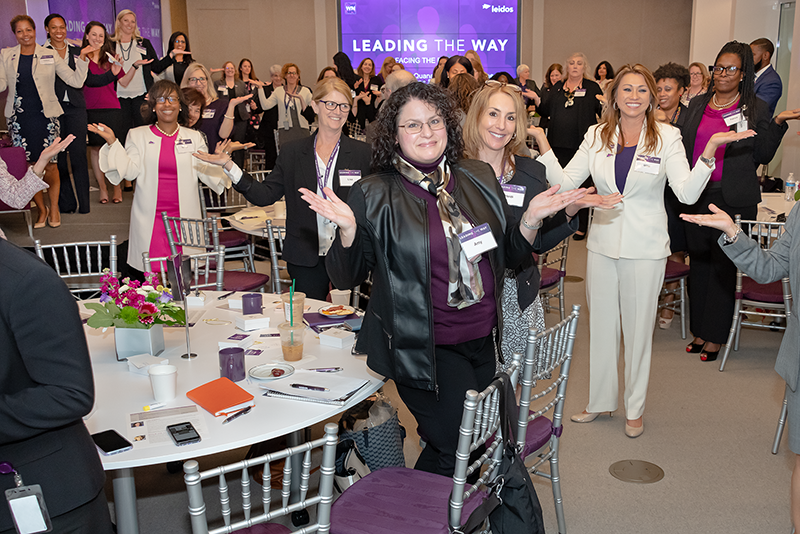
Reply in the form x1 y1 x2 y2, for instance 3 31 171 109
85 270 185 360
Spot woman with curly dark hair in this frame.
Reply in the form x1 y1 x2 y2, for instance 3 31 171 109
300 82 587 476
595 60 615 92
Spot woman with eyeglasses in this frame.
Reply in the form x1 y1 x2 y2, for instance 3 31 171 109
213 61 252 168
681 62 710 107
679 41 800 362
299 82 587 476
197 78 371 300
150 31 192 85
88 80 227 275
529 64 754 437
256 63 313 148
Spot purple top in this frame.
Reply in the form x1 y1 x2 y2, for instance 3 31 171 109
614 145 636 193
692 101 736 182
401 175 496 346
197 98 229 152
84 60 124 110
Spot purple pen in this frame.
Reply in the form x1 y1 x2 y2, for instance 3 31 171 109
290 383 329 392
307 367 342 373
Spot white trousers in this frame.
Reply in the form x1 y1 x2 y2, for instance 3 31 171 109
584 252 666 420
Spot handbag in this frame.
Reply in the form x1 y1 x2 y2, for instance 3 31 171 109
461 372 546 534
338 394 406 472
333 438 371 494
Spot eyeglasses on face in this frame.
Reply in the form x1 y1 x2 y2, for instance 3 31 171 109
174 39 186 44
711 65 740 77
156 96 179 104
484 80 522 93
319 100 352 112
188 76 206 83
286 71 299 76
398 117 446 134
689 72 703 77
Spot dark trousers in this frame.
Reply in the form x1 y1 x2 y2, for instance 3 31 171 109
684 186 757 343
231 120 247 169
395 333 497 477
118 95 147 145
0 488 113 534
287 259 330 301
552 146 592 233
56 103 90 213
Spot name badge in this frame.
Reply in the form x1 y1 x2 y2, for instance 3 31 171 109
723 108 743 127
217 86 227 94
202 108 215 119
350 90 357 98
634 154 660 175
6 485 52 534
39 55 54 65
370 84 379 91
339 170 361 187
501 184 526 207
736 118 749 133
458 222 498 261
574 89 586 97
136 45 147 55
175 138 194 153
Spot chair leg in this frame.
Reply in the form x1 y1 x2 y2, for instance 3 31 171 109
549 439 567 534
558 281 565 321
679 278 687 340
719 302 743 372
774 386 789 455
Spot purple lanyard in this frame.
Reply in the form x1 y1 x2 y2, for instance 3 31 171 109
314 137 341 199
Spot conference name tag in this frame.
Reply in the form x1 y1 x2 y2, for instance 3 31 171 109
175 138 194 153
634 155 660 175
136 45 147 56
458 223 497 261
501 184 526 207
370 84 379 92
39 55 54 65
339 170 361 187
6 485 52 534
723 108 743 127
202 108 215 119
574 89 586 97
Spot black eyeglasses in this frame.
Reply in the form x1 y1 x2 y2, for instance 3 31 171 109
188 77 206 83
319 100 352 112
711 65 741 77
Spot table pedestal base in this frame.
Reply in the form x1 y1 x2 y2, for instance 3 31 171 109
113 468 139 534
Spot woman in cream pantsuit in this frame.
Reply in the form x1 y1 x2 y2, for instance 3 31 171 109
529 64 751 437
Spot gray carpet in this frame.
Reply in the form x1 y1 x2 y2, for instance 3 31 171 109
4 203 792 533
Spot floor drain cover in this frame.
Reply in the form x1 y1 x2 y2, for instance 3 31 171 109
609 460 664 484
564 275 584 283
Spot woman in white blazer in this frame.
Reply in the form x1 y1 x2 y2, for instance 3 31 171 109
89 80 227 274
0 15 88 228
529 64 751 437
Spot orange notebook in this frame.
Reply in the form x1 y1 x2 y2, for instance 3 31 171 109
186 377 255 417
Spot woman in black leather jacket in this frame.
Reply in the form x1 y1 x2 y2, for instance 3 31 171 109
300 82 587 477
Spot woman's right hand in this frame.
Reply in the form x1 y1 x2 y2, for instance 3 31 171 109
88 123 117 146
680 203 738 238
230 94 253 107
527 126 551 153
299 186 357 247
110 54 123 75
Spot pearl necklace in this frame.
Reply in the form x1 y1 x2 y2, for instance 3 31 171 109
155 123 178 137
713 92 740 109
50 42 67 51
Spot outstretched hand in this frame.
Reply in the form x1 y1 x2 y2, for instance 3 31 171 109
680 203 738 237
565 187 622 216
523 185 588 228
299 186 357 246
88 123 117 146
776 108 800 125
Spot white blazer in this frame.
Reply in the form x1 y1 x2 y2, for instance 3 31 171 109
99 126 228 270
539 122 714 260
0 44 88 118
257 85 313 130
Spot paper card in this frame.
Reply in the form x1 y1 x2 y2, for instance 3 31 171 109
339 170 361 187
370 84 379 91
202 108 215 119
39 55 54 65
736 119 749 133
723 109 743 127
574 89 586 97
458 222 498 261
634 154 660 175
501 184 526 207
176 138 194 154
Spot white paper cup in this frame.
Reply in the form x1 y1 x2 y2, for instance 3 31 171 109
329 289 351 306
148 364 178 402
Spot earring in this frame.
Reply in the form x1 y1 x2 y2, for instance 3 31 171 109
613 102 618 110
649 103 653 112
511 132 517 140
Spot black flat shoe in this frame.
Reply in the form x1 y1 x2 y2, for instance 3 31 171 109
573 232 586 241
686 342 704 353
700 350 719 362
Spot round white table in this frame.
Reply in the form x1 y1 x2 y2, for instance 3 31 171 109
81 292 383 534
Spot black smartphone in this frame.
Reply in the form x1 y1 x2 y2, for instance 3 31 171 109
92 429 134 456
167 422 202 446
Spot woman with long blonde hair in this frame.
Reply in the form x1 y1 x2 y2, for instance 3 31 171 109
529 64 752 438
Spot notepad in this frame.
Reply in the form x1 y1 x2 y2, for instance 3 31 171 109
186 377 255 417
260 370 369 406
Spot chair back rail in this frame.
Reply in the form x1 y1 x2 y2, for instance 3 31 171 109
143 247 225 292
34 236 118 298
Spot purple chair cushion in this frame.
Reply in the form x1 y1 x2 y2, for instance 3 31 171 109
232 524 290 534
207 271 270 292
740 277 786 304
218 230 251 248
539 267 561 289
330 466 486 534
522 416 554 459
664 260 690 281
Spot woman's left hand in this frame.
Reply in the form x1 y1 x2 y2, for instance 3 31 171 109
194 140 233 166
564 187 622 216
523 185 588 227
79 44 98 61
227 141 255 152
703 129 756 158
776 108 800 125
680 203 738 238
133 58 154 69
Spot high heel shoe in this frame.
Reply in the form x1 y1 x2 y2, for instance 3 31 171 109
686 342 704 353
34 207 49 229
658 315 673 329
625 420 644 438
700 349 720 362
47 210 61 228
571 411 612 423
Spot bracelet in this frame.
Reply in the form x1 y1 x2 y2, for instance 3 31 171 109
722 227 742 245
224 114 234 120
521 217 543 231
133 63 140 70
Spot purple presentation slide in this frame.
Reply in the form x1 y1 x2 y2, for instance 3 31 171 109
115 0 163 56
340 0 519 82
47 0 116 41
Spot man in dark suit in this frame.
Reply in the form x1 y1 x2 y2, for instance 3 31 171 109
0 239 112 533
751 37 783 116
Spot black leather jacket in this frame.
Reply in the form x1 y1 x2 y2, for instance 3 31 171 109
326 159 537 391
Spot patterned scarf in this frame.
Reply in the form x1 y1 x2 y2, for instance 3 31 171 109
392 152 484 309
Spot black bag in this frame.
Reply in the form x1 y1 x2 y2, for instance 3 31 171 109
460 373 545 534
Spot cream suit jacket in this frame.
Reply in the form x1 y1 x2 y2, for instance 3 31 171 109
538 122 714 260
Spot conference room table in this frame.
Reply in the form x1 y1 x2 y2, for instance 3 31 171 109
80 292 384 534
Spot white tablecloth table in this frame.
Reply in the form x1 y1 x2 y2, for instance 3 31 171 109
81 292 383 534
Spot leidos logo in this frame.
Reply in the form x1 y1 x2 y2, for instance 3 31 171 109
482 4 514 12
345 2 356 14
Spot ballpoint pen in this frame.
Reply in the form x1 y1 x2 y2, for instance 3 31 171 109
307 367 343 373
290 384 329 392
222 407 252 424
217 290 236 300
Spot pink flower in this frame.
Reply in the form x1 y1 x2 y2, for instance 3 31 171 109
140 302 158 315
139 314 155 325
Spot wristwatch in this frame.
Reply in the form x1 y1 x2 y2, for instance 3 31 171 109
699 155 715 168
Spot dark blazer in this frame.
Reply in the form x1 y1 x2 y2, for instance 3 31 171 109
0 240 105 530
48 43 86 108
232 132 372 266
681 94 787 208
537 78 603 150
215 79 250 121
754 64 782 117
